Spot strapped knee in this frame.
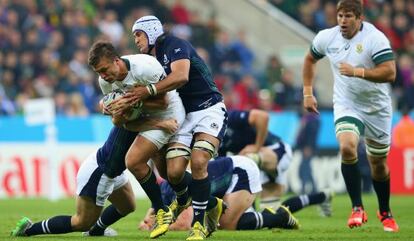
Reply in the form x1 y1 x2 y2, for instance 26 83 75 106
365 143 390 157
166 146 191 160
335 122 361 138
192 140 216 158
335 117 364 138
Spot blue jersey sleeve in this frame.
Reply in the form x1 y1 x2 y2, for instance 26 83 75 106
166 38 191 62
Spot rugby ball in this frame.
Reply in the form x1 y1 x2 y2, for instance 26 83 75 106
103 90 143 120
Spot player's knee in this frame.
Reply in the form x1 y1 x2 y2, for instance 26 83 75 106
370 159 389 179
122 202 136 215
190 159 207 177
125 159 147 177
339 141 357 160
167 169 184 184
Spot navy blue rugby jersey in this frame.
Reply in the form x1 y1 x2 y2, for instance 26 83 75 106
218 110 281 156
96 127 138 178
155 34 223 113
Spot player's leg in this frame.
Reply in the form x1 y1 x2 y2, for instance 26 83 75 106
11 195 103 237
259 147 291 211
166 142 192 217
220 190 255 230
187 132 220 240
86 176 135 236
260 182 284 210
335 116 366 228
126 133 173 238
281 190 333 215
126 134 168 211
365 138 399 232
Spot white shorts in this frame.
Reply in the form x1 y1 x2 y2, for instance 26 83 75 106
140 92 186 149
260 142 292 186
76 151 129 206
170 102 227 148
334 103 392 145
226 156 262 195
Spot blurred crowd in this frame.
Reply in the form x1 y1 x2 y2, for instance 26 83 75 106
1 0 413 116
271 0 414 111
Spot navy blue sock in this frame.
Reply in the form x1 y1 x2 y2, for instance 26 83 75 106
139 167 166 212
236 212 261 230
341 161 363 208
190 177 210 225
26 216 72 236
282 193 326 213
372 175 391 213
169 171 191 206
89 205 125 235
236 211 285 230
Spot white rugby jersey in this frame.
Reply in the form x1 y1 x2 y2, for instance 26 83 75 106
310 21 394 113
99 54 183 118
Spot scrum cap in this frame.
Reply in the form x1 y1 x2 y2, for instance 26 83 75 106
132 15 164 46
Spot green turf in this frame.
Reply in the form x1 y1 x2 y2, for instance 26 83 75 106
1 194 413 241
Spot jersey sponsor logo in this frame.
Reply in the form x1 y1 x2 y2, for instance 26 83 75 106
210 122 219 130
344 44 350 50
174 48 181 54
356 44 363 54
377 132 387 139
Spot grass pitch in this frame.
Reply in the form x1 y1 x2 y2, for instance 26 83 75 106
1 194 413 241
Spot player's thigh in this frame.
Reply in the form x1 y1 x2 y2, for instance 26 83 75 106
73 196 102 230
126 135 159 165
220 190 256 230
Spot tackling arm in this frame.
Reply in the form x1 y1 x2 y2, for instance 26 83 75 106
153 59 190 95
248 109 269 153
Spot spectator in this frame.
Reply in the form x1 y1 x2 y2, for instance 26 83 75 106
295 110 320 194
392 105 414 148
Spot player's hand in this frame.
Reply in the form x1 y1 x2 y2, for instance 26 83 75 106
239 144 260 155
108 95 135 117
339 62 354 77
99 99 112 115
124 85 151 104
303 95 319 114
159 118 179 134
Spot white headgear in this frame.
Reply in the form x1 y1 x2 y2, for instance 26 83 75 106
132 15 164 46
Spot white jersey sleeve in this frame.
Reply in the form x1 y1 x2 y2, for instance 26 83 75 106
310 28 332 60
368 31 394 65
128 54 166 85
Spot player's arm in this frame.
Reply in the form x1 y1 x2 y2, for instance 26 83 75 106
142 93 169 110
339 60 396 83
302 51 320 114
238 109 269 155
153 59 190 94
249 109 269 152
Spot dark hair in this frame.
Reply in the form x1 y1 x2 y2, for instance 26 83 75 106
337 0 363 18
88 41 119 67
